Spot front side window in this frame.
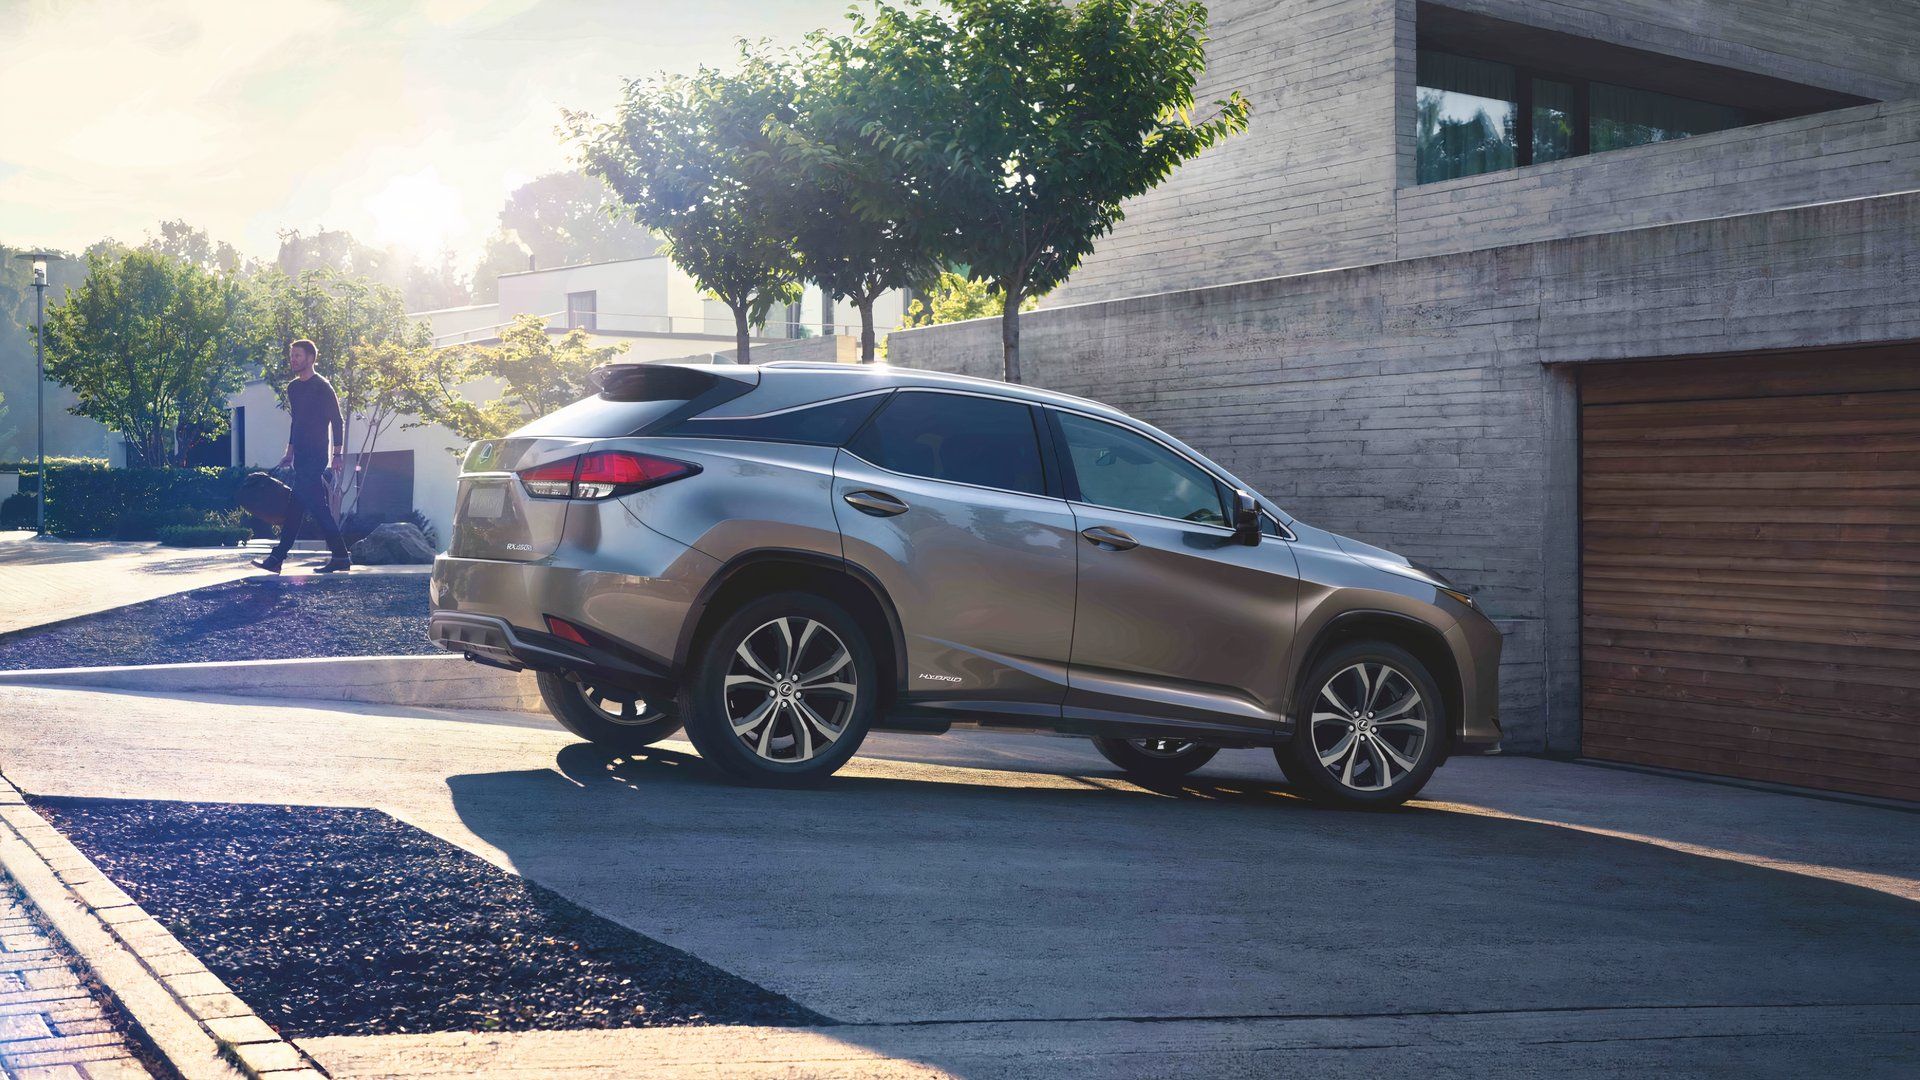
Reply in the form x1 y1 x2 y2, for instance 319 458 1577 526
1055 412 1225 525
849 392 1046 496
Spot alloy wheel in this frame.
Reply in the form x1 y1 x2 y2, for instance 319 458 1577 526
1309 661 1430 792
575 682 668 727
722 616 858 764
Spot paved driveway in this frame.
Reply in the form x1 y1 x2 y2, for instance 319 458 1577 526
0 685 1915 1077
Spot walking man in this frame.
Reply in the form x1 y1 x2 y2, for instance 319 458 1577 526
253 339 351 574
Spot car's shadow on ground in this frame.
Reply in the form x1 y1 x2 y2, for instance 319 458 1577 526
444 739 1920 1042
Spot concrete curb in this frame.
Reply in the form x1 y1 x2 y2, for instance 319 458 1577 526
0 772 321 1079
0 654 542 712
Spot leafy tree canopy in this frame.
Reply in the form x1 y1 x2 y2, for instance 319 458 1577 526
470 172 660 301
858 0 1248 380
418 314 628 443
569 43 804 363
43 249 251 467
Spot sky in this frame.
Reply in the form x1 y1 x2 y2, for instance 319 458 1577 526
0 0 852 266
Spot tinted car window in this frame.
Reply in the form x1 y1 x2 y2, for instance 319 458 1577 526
513 395 690 438
849 392 1046 496
1056 412 1226 525
666 393 888 446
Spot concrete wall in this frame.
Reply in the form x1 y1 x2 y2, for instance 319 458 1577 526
1054 0 1920 307
889 191 1920 752
1051 0 1404 306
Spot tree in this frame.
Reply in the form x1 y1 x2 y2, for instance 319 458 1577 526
278 227 472 313
569 44 804 363
898 270 1036 328
856 0 1249 382
43 249 251 467
143 220 253 275
761 29 945 362
470 172 660 300
418 315 628 443
251 267 436 514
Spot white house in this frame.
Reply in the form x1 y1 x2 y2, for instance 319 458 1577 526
219 257 907 545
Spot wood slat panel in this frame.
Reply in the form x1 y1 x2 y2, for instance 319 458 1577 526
1578 348 1920 802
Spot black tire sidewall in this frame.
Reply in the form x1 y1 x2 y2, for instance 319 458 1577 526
680 591 877 785
1278 641 1449 808
537 670 683 750
1092 736 1220 780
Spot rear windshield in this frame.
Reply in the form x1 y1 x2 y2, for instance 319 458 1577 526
512 395 690 438
510 367 755 438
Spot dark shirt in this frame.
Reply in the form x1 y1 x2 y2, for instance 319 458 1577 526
287 373 343 468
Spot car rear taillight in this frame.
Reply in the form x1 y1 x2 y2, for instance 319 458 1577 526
517 451 700 500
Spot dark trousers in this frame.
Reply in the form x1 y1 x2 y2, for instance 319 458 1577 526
272 466 347 559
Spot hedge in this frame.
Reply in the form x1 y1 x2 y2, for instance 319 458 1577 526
31 464 255 540
157 522 255 547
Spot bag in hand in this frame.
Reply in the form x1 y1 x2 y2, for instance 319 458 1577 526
237 471 294 527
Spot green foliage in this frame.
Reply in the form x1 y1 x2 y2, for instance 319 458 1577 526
43 249 253 467
157 509 254 548
417 315 628 442
569 43 805 362
470 172 660 301
37 463 248 539
761 29 947 362
853 0 1249 380
0 492 32 530
899 271 1036 328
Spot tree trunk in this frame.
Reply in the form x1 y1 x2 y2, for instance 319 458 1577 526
1000 289 1023 384
857 296 877 363
733 305 752 365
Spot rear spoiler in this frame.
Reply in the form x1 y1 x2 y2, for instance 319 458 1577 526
589 363 759 402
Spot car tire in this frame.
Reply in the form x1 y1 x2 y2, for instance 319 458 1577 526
537 671 683 751
679 591 877 786
1276 641 1449 809
1092 737 1219 782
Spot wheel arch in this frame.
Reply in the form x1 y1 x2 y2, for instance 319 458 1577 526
1292 609 1464 749
675 549 908 706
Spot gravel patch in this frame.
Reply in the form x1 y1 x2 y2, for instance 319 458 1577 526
29 797 829 1037
0 576 435 669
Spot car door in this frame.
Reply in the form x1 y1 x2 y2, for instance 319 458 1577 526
1049 408 1301 730
833 390 1079 714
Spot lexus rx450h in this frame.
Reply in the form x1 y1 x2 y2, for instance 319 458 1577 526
429 362 1501 807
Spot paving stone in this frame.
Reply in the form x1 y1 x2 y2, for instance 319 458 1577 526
160 970 227 999
0 1009 54 1041
202 1013 279 1045
180 992 251 1021
76 1059 154 1079
9 1065 87 1080
233 1039 303 1073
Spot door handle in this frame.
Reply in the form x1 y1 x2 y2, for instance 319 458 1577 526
844 490 909 517
1080 525 1139 550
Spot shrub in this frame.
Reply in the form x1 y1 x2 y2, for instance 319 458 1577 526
38 464 249 539
0 492 34 530
157 522 254 547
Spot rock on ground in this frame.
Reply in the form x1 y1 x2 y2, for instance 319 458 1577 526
352 523 435 565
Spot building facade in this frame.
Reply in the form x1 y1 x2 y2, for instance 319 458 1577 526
889 0 1920 800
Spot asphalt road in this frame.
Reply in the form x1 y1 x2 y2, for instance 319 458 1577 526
1 684 1916 1078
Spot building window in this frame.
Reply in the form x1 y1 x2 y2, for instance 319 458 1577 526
1415 46 1769 183
566 291 597 331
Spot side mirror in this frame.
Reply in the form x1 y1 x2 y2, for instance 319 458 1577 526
1230 489 1261 546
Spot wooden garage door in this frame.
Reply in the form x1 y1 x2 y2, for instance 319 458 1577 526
1580 347 1920 802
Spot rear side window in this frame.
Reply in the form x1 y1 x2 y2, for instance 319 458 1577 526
513 396 689 438
849 392 1047 496
664 393 888 446
1055 412 1226 525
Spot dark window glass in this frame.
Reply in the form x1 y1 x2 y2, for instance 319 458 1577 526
1056 413 1225 525
1590 82 1745 152
666 394 888 446
1416 51 1517 183
849 392 1045 495
1531 78 1577 163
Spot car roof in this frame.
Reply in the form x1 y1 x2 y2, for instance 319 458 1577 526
742 361 1132 421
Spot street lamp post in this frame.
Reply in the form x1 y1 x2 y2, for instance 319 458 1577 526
14 252 57 535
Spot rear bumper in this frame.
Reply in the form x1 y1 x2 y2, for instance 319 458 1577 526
428 611 676 697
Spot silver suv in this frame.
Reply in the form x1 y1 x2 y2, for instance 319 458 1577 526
429 362 1501 807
